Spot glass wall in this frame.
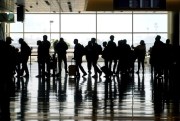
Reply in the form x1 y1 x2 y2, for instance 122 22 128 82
9 11 168 52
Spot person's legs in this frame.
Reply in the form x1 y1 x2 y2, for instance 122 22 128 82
58 56 63 74
136 59 140 73
75 59 80 77
92 59 102 78
46 57 50 77
142 59 145 73
108 59 112 72
63 55 68 73
113 59 117 74
24 56 29 76
87 60 92 74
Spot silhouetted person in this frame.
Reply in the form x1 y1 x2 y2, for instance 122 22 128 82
116 39 131 74
102 41 108 69
91 38 102 78
36 40 43 77
5 37 17 77
164 39 173 77
107 35 117 74
41 35 51 77
73 39 87 77
53 39 58 55
148 47 154 73
132 40 146 74
151 35 165 77
0 37 17 120
85 41 93 74
19 38 31 77
15 48 21 77
55 37 68 75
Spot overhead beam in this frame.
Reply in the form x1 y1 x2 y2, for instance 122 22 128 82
86 0 113 11
166 0 180 11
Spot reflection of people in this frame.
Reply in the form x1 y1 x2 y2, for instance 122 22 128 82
19 38 31 77
55 37 68 75
73 39 87 77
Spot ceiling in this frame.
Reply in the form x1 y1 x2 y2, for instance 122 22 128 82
21 0 113 13
1 0 180 13
18 0 180 13
22 0 88 13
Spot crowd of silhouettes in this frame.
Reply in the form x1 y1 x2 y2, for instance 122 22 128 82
2 34 180 80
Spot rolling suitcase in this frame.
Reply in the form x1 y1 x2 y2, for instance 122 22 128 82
68 59 76 77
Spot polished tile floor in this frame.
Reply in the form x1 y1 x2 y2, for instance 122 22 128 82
9 62 180 120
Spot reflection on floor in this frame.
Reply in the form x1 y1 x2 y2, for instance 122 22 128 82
7 62 180 120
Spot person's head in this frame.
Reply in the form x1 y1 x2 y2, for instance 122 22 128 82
19 38 24 44
91 38 96 44
123 39 127 44
37 40 42 45
166 39 170 44
74 39 78 44
43 35 48 41
103 41 107 47
140 40 145 45
88 41 92 46
110 35 114 41
155 35 161 41
118 40 122 46
6 36 13 45
60 37 64 42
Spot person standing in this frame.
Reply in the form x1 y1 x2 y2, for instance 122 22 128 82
132 40 146 74
0 37 17 120
55 37 69 75
19 38 31 77
41 35 51 77
107 35 117 74
36 40 43 77
85 41 93 74
73 39 87 77
102 41 108 68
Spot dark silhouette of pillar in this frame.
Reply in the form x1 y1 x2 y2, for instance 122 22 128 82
170 12 180 46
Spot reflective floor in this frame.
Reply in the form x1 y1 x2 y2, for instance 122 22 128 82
8 62 180 120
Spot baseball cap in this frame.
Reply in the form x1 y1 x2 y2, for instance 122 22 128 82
6 36 13 41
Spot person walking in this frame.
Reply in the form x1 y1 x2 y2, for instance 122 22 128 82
19 38 31 77
73 39 87 77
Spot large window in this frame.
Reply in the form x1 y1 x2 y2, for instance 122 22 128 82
9 11 168 51
61 13 96 32
97 13 132 32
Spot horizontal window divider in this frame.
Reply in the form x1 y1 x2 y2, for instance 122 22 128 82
14 12 167 15
10 32 168 34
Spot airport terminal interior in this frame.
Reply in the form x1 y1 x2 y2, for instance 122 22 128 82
1 0 180 120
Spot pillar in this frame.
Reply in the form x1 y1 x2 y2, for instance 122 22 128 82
168 11 180 46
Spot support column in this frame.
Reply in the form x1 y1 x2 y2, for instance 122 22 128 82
0 23 5 40
168 11 180 46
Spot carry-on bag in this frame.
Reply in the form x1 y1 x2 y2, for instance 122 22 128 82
68 59 76 77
